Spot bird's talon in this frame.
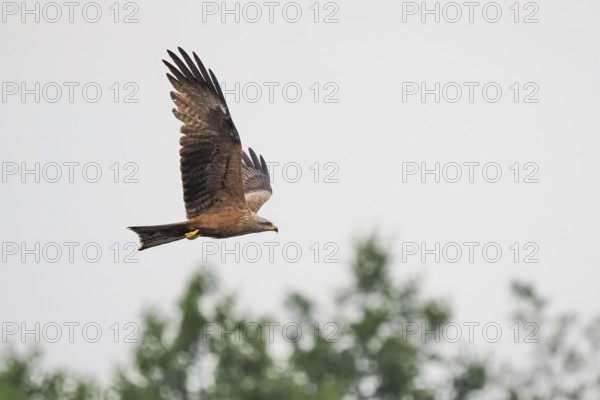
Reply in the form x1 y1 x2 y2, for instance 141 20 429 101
185 229 200 240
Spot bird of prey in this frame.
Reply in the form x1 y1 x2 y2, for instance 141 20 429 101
129 48 277 250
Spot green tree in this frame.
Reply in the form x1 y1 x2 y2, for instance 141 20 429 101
2 236 600 399
103 236 486 399
0 350 101 400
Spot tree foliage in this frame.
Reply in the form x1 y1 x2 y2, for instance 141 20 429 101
1 236 599 399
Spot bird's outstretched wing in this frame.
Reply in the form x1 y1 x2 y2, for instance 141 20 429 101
163 47 246 219
242 148 272 213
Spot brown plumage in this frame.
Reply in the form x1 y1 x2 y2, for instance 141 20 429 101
129 48 277 250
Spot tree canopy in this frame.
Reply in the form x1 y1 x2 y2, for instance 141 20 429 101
2 236 600 399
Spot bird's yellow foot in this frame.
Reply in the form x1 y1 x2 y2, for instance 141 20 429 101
185 229 200 240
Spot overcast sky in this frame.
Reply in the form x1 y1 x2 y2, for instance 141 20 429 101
1 0 599 383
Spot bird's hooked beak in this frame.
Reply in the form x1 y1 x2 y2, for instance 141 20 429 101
271 225 279 233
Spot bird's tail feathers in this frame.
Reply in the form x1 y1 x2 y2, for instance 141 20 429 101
128 222 191 251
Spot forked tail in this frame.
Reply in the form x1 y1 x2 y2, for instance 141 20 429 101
128 222 191 250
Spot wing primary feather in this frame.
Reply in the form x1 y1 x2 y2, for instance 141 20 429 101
178 47 204 82
249 148 260 169
167 50 195 81
260 154 269 177
162 60 186 82
242 151 252 166
192 52 210 84
208 69 227 104
165 73 178 87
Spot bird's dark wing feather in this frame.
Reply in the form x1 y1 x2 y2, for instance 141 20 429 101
242 148 272 213
164 47 246 219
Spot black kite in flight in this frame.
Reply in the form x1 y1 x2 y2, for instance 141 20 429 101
129 48 277 250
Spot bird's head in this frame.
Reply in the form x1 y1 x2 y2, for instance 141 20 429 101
254 216 278 233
